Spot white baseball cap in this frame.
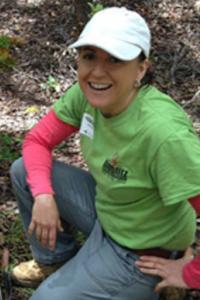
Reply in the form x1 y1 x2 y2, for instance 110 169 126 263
69 7 151 60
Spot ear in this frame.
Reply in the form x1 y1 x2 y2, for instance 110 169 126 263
137 59 150 81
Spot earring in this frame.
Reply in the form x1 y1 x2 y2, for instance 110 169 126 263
134 79 141 88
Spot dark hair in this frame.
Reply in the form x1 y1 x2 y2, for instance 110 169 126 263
138 52 153 87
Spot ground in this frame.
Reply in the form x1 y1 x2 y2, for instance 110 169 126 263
0 0 200 299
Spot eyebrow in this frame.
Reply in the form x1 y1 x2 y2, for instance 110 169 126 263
81 46 96 52
79 47 122 61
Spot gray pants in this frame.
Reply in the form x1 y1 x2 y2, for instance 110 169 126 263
10 158 160 300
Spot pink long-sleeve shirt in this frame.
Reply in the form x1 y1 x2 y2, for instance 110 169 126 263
22 108 200 289
23 109 78 196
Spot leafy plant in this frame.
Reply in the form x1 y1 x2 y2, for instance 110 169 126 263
0 35 16 68
0 212 33 300
0 211 31 261
0 134 22 162
0 35 24 68
5 214 24 244
0 48 16 68
40 75 61 93
88 2 104 17
0 35 12 49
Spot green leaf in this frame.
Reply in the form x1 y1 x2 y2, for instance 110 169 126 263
47 75 61 92
88 2 104 17
0 35 12 49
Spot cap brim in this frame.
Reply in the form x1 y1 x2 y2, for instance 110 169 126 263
69 35 142 61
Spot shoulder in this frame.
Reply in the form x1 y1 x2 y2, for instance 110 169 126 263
57 82 86 103
137 85 195 148
52 83 88 126
53 82 87 112
141 85 192 128
140 85 186 118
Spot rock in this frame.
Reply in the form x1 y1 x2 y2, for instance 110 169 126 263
194 0 200 14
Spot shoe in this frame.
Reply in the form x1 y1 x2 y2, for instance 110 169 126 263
11 259 64 288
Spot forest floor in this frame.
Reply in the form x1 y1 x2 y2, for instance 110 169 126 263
0 0 200 299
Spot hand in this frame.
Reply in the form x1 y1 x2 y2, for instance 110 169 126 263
28 194 63 250
135 255 193 292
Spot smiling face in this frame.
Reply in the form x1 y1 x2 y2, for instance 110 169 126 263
77 46 149 117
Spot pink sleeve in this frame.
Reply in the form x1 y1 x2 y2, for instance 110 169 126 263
22 109 78 197
182 196 200 289
183 254 200 289
189 195 200 214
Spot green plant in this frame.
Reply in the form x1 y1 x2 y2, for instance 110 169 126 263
5 214 24 244
40 75 61 93
74 230 85 246
0 134 22 162
1 212 31 262
0 211 33 299
88 2 104 17
0 35 12 49
0 35 16 68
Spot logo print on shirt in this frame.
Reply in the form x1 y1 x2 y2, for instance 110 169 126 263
102 156 128 181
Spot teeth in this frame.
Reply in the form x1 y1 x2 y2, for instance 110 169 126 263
90 82 112 90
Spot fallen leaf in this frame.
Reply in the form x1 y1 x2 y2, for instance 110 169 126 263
24 105 40 114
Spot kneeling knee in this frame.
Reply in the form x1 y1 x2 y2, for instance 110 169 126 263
10 157 25 183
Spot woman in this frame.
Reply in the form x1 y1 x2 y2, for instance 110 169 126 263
10 7 200 300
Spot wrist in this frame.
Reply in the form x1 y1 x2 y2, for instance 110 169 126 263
34 193 55 201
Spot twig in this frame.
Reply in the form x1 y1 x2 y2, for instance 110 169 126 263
170 45 188 85
1 248 13 300
182 89 200 108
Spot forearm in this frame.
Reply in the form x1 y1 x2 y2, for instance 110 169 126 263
23 140 54 196
23 109 78 197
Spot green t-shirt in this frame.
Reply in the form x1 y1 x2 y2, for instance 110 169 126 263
53 82 200 250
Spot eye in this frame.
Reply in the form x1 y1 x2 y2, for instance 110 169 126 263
108 56 123 64
81 52 96 61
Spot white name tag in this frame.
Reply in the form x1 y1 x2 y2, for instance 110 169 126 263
80 113 94 139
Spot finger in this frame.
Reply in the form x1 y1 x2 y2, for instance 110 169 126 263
40 227 49 247
138 266 166 278
35 225 42 241
48 227 57 251
139 256 168 265
138 267 160 276
136 260 158 269
155 279 168 292
136 259 165 271
184 255 194 261
28 221 36 236
57 219 64 232
184 247 193 257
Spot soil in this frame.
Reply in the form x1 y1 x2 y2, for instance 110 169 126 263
0 0 200 299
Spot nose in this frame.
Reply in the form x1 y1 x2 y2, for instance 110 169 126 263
91 61 107 77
